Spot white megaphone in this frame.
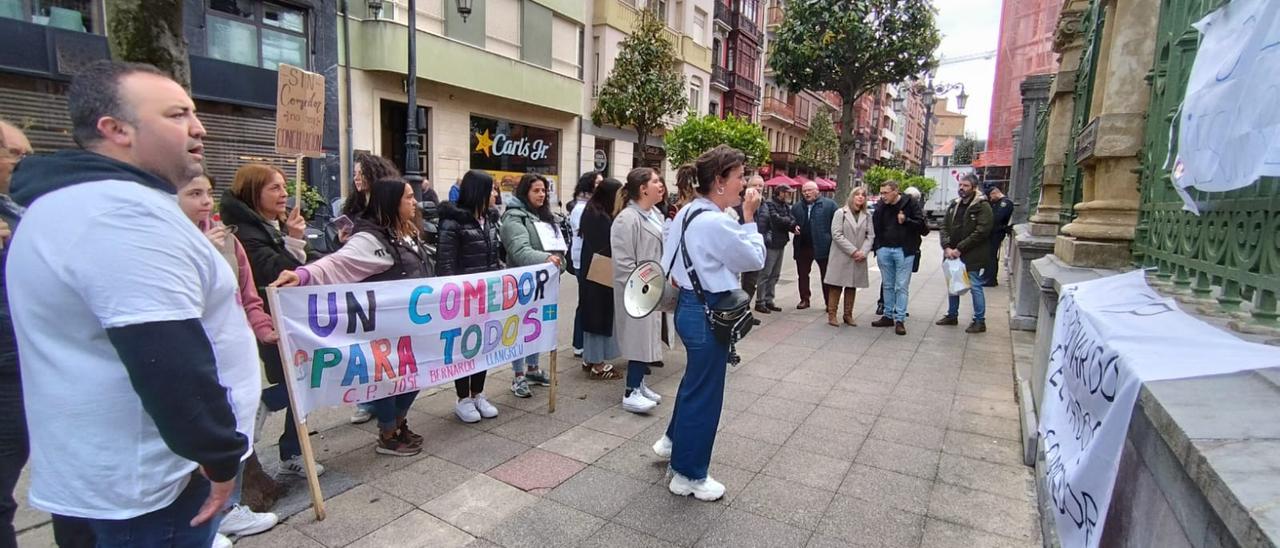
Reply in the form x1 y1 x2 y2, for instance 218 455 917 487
623 260 678 318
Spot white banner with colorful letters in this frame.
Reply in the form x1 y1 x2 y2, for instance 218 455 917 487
1039 270 1279 547
272 264 560 417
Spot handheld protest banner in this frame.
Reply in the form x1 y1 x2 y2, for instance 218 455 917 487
266 287 327 522
548 350 558 413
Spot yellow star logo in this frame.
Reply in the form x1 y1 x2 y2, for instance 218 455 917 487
474 130 494 157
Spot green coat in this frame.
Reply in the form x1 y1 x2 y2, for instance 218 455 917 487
941 193 995 273
500 197 567 271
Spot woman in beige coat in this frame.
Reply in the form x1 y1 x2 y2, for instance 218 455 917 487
824 187 875 326
612 167 667 414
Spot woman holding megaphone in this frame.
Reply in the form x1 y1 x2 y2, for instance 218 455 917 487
611 167 667 415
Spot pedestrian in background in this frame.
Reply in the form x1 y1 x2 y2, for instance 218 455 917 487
790 181 837 310
984 182 1014 287
824 186 874 327
611 167 666 414
578 177 625 380
754 184 796 314
500 173 567 397
568 170 602 357
937 173 994 333
336 151 398 220
870 180 928 335
436 170 505 423
733 175 766 302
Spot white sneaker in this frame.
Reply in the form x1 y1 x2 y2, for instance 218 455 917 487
572 347 584 357
455 398 482 423
652 435 673 459
473 394 499 419
278 456 325 477
212 533 233 548
349 405 373 424
218 504 278 537
668 472 726 501
623 391 657 414
638 382 662 403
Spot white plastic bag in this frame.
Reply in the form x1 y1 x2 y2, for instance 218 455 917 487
943 258 971 296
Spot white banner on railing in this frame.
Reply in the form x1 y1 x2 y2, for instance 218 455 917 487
1040 270 1279 547
272 264 561 417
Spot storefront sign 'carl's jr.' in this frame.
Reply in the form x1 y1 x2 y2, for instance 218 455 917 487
275 64 325 157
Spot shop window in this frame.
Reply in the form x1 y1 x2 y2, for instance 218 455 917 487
207 1 308 70
2 0 103 33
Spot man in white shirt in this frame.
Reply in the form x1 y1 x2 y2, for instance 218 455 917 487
6 61 259 547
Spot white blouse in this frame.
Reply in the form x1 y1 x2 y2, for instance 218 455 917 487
661 197 766 293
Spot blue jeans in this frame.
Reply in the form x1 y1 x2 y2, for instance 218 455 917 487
876 247 914 322
370 392 420 431
85 474 220 548
511 353 539 375
626 360 652 390
947 268 987 321
665 289 729 481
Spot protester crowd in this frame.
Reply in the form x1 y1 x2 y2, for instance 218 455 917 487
0 61 1015 548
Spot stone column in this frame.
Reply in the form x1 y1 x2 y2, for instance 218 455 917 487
1055 0 1160 269
1027 0 1090 237
1011 75 1053 226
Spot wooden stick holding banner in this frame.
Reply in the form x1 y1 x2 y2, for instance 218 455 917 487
265 287 326 521
548 349 558 413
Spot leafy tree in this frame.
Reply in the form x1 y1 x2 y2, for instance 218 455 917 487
770 0 941 199
952 135 977 165
905 174 936 199
863 165 904 195
106 0 190 88
878 156 906 171
797 108 839 175
592 6 688 166
665 114 770 168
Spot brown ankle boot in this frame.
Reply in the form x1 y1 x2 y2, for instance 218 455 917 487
239 453 282 512
843 288 857 326
826 287 841 326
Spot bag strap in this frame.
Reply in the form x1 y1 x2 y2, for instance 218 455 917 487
666 207 712 306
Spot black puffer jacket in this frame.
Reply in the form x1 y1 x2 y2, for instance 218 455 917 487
220 190 320 307
437 201 503 276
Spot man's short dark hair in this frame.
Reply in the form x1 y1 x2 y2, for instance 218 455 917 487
881 180 900 192
960 173 979 185
68 61 169 147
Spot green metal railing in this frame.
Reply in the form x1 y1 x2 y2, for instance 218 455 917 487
1027 103 1050 219
1132 0 1278 327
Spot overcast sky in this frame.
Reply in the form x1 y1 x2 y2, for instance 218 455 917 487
931 0 1003 140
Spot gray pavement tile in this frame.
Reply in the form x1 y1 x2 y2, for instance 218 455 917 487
782 368 838 389
347 509 474 548
429 431 529 472
14 524 54 548
890 382 957 404
579 523 679 548
816 494 925 547
234 524 325 548
708 462 757 504
760 447 851 492
947 412 1021 442
287 485 414 548
482 499 606 548
842 365 904 386
594 440 671 484
921 518 1030 548
732 474 835 530
838 464 933 515
802 406 877 435
842 379 897 397
488 411 575 447
854 353 913 371
463 537 502 548
854 439 941 481
546 466 652 519
417 390 472 419
723 412 801 445
710 431 782 472
735 360 789 380
936 454 1035 501
751 344 817 367
308 424 383 461
724 372 778 395
955 381 1016 403
722 388 762 412
767 380 829 402
957 369 1013 388
880 399 952 427
421 474 538 537
870 416 947 451
542 395 620 425
582 406 664 439
745 394 818 424
941 430 1025 465
537 425 628 464
613 484 729 546
819 390 888 415
368 455 478 506
927 482 1040 541
323 443 431 483
784 423 868 461
952 395 1021 421
461 402 528 433
695 507 813 548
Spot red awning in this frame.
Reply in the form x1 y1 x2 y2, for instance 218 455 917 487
764 175 799 188
816 178 836 191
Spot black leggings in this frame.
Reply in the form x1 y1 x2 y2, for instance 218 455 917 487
454 371 487 399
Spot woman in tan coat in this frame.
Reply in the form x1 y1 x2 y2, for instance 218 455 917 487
824 186 875 326
612 167 667 414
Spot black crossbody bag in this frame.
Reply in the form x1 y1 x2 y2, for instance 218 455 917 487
667 208 756 365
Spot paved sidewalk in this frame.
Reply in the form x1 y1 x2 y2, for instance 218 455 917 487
15 235 1042 547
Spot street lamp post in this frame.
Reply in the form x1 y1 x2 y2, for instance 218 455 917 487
894 77 967 174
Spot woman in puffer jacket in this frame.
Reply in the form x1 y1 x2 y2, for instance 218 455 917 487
436 170 504 423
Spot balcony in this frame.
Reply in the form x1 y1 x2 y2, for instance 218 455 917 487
766 5 784 29
795 110 810 130
731 11 761 45
711 65 729 91
762 97 794 121
0 16 108 81
713 1 731 29
727 73 761 98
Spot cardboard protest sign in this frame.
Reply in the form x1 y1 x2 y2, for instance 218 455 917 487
275 64 325 157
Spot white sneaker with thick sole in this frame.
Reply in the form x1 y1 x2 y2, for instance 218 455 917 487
668 472 725 501
455 398 482 423
212 533 232 548
638 382 662 403
473 394 499 419
278 456 325 478
349 405 373 424
622 391 657 414
652 435 673 459
572 347 583 357
218 504 278 537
